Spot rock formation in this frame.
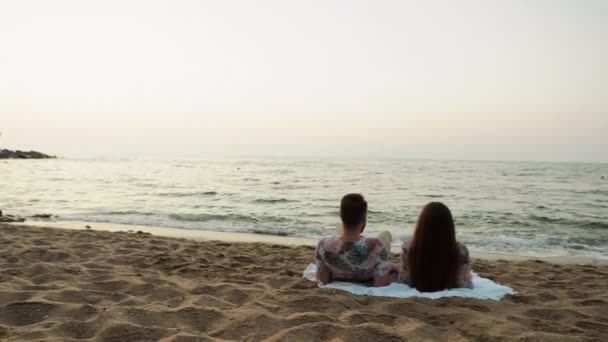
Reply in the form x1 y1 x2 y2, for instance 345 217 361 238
0 210 26 223
0 149 55 159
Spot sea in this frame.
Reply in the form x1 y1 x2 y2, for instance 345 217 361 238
1 157 607 259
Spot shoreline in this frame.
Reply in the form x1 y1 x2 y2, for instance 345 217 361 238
12 219 608 265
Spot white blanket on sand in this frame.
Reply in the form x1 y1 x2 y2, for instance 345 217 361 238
303 264 514 300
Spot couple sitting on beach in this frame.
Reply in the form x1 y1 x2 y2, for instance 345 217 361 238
315 194 472 292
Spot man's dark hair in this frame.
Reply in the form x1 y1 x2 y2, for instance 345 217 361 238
340 193 367 228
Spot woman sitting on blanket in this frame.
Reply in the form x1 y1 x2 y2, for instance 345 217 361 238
315 193 398 287
400 202 473 291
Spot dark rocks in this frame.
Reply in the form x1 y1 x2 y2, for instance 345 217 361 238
31 214 53 219
0 210 26 223
0 215 26 223
0 149 55 159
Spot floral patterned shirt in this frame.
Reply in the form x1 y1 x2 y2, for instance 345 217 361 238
315 236 391 281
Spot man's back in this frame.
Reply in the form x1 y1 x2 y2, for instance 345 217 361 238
315 236 391 282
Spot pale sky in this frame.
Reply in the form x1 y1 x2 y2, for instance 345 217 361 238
1 0 607 162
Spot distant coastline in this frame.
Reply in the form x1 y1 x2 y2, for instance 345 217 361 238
0 149 55 159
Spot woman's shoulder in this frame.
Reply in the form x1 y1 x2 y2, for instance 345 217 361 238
456 241 470 263
456 241 469 253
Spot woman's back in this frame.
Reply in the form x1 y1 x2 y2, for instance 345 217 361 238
400 202 472 292
400 240 472 291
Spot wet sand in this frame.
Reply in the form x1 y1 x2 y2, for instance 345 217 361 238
1 223 607 341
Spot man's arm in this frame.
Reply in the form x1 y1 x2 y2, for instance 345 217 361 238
315 238 332 284
373 273 390 287
372 241 392 287
457 244 473 288
317 267 332 285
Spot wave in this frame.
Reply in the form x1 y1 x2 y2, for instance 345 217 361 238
580 221 608 230
157 191 217 197
253 198 294 204
573 189 608 196
462 234 608 254
250 229 290 236
92 210 158 216
528 215 608 230
367 209 386 214
457 212 608 231
168 213 257 223
167 213 293 224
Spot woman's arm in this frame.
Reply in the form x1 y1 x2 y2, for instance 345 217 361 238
457 263 473 288
457 243 473 288
398 244 410 283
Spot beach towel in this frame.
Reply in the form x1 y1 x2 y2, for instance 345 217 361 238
303 264 514 300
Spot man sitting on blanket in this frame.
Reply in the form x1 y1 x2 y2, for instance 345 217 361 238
315 193 396 287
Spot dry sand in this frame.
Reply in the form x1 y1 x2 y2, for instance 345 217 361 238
1 223 607 341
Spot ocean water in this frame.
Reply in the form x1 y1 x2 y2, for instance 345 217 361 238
1 157 607 258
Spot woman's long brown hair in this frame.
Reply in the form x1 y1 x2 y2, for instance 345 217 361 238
408 202 460 292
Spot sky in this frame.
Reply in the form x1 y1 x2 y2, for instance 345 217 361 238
0 0 607 162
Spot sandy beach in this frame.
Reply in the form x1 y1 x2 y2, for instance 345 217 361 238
1 223 607 341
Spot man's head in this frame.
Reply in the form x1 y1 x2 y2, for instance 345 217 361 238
340 193 367 232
